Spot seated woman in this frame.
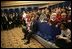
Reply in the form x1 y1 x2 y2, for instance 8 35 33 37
55 23 71 48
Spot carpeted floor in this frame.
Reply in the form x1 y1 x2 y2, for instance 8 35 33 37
1 27 44 48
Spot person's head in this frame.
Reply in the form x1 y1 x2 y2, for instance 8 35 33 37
61 12 67 18
27 11 30 14
41 9 45 14
51 12 57 17
31 16 35 22
37 9 41 13
23 11 26 14
2 12 5 17
60 23 68 30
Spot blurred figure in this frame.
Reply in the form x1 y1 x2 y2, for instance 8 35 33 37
61 12 67 23
24 13 38 44
39 9 47 23
56 23 71 48
1 12 8 30
67 11 71 30
50 12 57 23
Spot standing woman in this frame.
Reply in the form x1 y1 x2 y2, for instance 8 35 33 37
21 11 29 40
24 13 38 44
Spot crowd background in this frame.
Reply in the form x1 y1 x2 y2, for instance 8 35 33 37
1 1 71 48
1 1 71 30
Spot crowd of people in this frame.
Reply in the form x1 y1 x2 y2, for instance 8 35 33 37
1 11 22 30
21 6 71 48
1 4 71 48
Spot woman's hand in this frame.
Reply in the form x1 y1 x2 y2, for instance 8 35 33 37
56 35 64 39
56 35 60 38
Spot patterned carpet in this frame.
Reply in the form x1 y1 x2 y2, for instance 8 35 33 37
1 27 44 48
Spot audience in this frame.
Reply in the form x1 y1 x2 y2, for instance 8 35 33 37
1 3 71 47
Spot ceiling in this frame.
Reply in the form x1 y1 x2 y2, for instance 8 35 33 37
1 1 65 7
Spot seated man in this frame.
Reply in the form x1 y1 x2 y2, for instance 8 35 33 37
55 23 71 48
